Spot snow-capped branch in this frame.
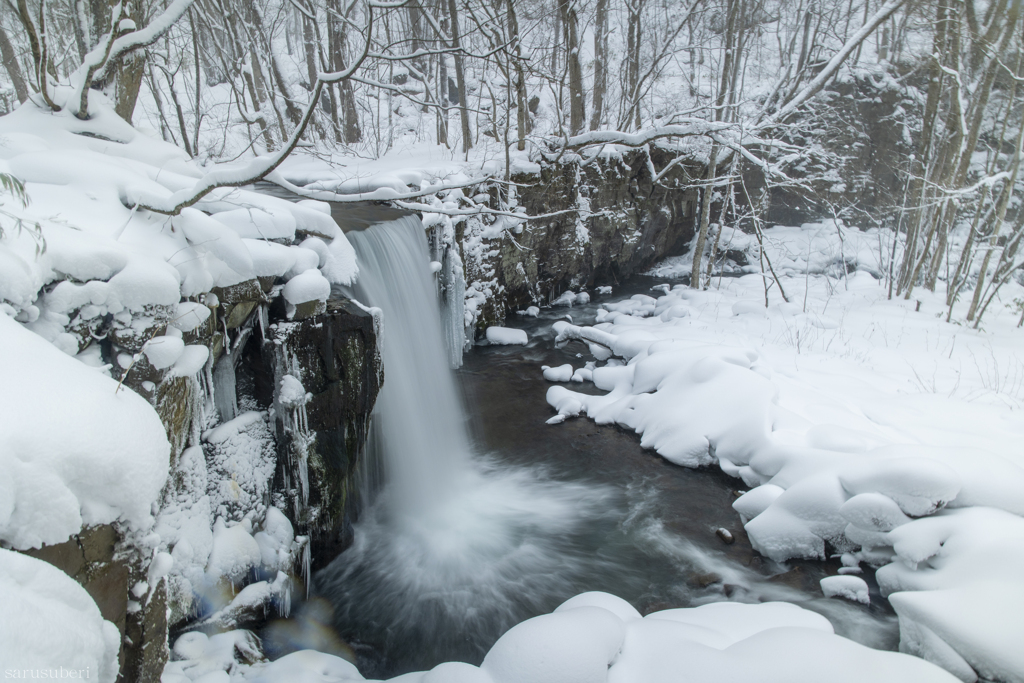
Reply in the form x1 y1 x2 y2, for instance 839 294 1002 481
69 0 197 119
561 121 736 150
266 172 498 204
393 201 578 221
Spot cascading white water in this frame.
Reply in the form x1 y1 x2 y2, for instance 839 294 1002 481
318 217 625 674
342 216 471 513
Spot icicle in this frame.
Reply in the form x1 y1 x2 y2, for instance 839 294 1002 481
257 303 268 341
301 540 311 600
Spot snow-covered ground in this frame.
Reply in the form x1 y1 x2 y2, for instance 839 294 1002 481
165 591 956 683
543 222 1024 683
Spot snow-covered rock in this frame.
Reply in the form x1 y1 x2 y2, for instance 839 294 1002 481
0 313 168 549
0 549 121 681
165 592 957 683
486 326 528 345
821 575 870 604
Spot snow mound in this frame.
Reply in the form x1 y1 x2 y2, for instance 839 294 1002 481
821 575 870 604
486 326 528 345
167 592 956 682
542 364 574 382
0 313 168 549
0 549 121 681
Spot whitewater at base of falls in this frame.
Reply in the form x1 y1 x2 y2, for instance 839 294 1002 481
311 217 897 678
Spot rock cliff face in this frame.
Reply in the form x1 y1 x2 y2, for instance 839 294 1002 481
461 149 701 329
261 299 383 571
18 279 382 682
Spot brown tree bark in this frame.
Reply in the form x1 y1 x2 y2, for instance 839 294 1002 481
0 23 29 103
447 0 472 154
559 0 585 135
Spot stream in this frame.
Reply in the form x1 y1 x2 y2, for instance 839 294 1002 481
251 200 898 679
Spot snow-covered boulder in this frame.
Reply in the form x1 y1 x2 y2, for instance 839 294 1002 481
0 549 121 681
0 313 169 549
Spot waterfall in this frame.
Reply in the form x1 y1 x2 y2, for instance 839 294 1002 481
316 216 623 675
342 216 471 514
297 215 898 677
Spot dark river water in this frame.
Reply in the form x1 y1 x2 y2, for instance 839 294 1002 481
300 277 897 678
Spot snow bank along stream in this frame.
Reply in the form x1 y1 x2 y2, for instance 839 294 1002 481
535 226 1024 683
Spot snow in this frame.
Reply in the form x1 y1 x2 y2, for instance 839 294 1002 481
169 344 211 377
485 326 528 345
279 374 311 409
877 507 1024 683
821 576 871 604
543 222 1024 682
552 290 579 307
203 411 266 445
145 335 186 369
283 268 331 307
0 101 358 359
542 364 575 382
0 548 121 681
157 404 285 624
207 518 263 583
246 650 364 683
172 301 212 332
0 312 169 550
165 591 956 683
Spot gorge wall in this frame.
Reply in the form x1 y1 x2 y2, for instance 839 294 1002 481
459 148 702 330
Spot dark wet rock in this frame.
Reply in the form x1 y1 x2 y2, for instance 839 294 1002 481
264 298 383 569
124 578 169 681
716 527 735 544
290 298 327 321
224 300 258 329
688 572 723 588
213 279 264 306
154 375 199 468
465 149 701 330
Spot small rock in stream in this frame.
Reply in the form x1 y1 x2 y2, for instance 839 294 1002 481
716 527 735 544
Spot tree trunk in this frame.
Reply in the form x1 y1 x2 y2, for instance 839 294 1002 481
447 0 472 154
691 145 719 288
624 0 644 129
506 0 528 150
115 51 147 123
559 0 585 135
590 0 608 130
0 24 29 103
328 0 362 142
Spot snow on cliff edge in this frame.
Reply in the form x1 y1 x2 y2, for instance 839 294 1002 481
0 312 169 549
